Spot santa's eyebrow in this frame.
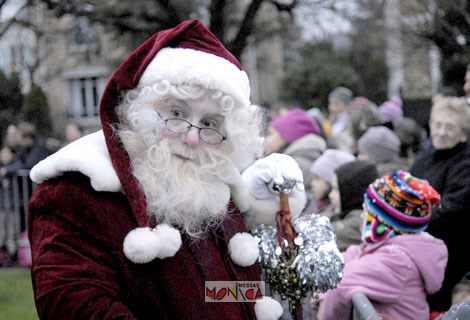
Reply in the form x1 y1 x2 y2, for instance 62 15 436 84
203 113 224 120
159 97 187 107
159 97 225 120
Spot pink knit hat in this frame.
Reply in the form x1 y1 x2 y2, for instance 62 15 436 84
379 96 403 122
270 108 321 143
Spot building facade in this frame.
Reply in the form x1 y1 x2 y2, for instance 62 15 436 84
0 1 441 138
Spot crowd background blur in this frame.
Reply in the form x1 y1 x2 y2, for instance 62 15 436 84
265 83 470 318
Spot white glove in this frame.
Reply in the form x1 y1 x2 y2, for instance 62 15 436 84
242 153 304 199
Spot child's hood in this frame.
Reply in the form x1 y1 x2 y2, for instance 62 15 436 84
392 233 448 294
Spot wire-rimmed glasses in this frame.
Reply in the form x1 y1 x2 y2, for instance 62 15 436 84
160 116 226 145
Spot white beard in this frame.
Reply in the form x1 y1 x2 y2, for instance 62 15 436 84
129 138 233 237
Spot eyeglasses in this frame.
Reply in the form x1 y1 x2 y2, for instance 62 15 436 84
160 116 226 145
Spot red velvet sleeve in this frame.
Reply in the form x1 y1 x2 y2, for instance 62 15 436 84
28 174 137 320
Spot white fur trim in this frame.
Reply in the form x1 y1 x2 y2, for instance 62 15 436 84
255 296 283 320
228 232 259 267
152 224 182 259
243 188 306 231
139 48 250 107
123 224 182 264
123 227 161 264
29 130 122 192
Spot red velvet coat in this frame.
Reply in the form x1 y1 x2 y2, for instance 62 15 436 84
28 172 260 319
28 19 262 320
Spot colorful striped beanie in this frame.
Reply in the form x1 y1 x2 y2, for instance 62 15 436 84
363 170 440 241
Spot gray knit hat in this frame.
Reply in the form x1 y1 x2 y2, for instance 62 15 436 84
358 126 400 163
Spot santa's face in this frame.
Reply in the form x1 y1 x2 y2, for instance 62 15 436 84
158 94 226 150
120 90 238 237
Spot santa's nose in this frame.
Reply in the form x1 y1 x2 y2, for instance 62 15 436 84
182 127 200 146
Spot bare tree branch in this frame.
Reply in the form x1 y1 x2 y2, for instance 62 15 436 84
228 0 265 58
0 0 9 10
0 0 32 37
209 0 226 40
269 0 298 13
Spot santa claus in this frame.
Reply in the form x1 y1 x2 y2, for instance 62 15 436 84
28 19 305 320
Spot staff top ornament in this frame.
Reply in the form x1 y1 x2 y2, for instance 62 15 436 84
229 173 344 320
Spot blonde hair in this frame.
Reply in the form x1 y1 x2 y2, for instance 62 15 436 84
430 97 470 137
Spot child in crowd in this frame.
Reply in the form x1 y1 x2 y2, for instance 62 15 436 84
378 96 403 123
264 108 327 193
357 125 409 176
328 160 379 251
302 149 355 219
345 98 383 154
318 171 448 320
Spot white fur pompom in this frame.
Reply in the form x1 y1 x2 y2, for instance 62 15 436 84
123 225 182 263
153 224 182 259
123 227 161 264
228 232 259 267
255 296 283 320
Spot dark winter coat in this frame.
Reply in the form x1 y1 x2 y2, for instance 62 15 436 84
410 141 470 311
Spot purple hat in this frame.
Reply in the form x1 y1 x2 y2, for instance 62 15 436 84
379 96 403 122
310 149 356 183
270 108 321 143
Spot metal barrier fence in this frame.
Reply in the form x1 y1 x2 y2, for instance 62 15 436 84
352 292 383 320
0 169 35 262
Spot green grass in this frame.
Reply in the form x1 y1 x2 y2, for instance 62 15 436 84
0 268 39 320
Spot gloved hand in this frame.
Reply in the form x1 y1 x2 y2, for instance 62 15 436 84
242 153 304 199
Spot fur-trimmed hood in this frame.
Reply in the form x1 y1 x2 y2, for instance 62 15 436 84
99 19 251 230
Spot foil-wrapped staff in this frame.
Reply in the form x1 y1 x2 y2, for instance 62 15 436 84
253 178 344 319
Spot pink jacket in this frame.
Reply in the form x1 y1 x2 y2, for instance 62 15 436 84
320 233 447 320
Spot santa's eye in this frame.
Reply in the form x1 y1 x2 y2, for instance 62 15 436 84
201 118 219 129
169 109 184 118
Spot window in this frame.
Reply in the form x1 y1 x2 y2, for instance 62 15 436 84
64 67 109 120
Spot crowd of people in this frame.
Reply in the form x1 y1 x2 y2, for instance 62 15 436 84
270 83 470 319
1 19 469 320
0 120 83 266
